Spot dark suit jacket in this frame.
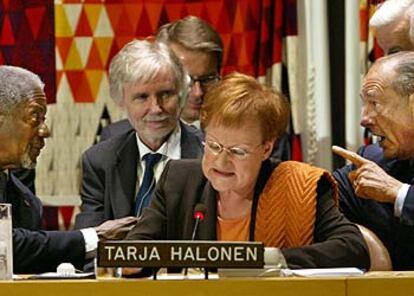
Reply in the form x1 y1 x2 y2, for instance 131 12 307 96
99 119 132 142
75 123 204 229
1 174 85 274
126 159 369 269
334 143 414 270
10 169 36 193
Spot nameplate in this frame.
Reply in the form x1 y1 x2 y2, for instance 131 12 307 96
98 241 264 268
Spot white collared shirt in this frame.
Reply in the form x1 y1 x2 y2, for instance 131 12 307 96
135 125 182 195
181 118 201 130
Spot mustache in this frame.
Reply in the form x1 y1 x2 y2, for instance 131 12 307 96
144 114 171 122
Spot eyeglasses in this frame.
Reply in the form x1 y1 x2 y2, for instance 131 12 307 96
202 140 261 160
188 73 220 89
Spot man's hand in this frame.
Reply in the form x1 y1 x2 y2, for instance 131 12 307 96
332 145 403 203
94 216 138 240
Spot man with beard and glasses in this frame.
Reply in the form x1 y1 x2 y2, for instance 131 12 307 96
0 65 137 273
333 52 414 270
74 40 203 229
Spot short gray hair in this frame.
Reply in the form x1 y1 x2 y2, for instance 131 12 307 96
370 0 414 45
156 16 223 71
108 40 188 107
0 65 44 115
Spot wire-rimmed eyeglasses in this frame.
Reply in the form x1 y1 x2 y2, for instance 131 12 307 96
202 140 262 160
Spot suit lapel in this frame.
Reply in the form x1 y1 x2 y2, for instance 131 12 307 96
180 122 204 159
110 131 139 218
7 174 42 229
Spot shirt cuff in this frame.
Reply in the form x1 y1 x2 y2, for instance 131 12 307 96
395 184 410 217
80 228 99 259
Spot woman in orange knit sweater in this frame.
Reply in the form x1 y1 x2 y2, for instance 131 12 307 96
126 72 369 269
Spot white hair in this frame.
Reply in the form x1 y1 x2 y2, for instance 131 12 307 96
108 40 188 108
0 65 44 115
370 0 414 45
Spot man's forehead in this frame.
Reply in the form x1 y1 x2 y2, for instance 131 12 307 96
25 89 47 109
361 63 393 97
169 42 218 68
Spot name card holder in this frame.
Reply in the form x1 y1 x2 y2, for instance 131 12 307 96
98 240 264 279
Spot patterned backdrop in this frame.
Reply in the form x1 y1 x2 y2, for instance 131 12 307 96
0 0 298 230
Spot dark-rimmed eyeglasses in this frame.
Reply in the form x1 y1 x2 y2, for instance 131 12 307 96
188 73 220 89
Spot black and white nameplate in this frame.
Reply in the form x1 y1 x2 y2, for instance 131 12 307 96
98 241 264 268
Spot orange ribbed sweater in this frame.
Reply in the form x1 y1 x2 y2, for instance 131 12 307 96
255 161 338 248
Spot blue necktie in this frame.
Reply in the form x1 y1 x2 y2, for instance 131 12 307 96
134 153 162 217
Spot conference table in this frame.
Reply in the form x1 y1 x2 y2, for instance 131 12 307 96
1 271 414 296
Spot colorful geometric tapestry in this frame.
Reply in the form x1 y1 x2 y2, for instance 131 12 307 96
0 0 55 102
1 0 297 230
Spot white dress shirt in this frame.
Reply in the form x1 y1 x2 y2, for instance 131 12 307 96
135 125 182 195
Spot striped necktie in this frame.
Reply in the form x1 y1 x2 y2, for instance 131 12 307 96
134 153 162 217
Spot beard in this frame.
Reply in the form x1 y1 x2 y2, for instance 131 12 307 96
20 150 36 169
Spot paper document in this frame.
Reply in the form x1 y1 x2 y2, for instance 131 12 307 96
282 267 364 277
27 272 95 280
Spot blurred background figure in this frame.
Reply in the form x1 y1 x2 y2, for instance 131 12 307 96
370 0 414 54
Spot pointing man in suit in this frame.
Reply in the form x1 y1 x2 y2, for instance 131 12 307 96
74 40 203 229
333 51 414 270
333 0 414 270
0 65 136 273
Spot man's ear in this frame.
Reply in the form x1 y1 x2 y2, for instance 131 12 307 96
262 138 275 160
409 93 414 116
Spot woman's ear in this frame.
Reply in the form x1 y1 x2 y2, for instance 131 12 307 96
262 138 276 160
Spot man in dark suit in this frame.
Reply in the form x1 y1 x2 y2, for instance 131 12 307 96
333 52 414 270
75 40 203 229
0 65 137 273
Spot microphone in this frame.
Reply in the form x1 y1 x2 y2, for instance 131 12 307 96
184 203 206 277
191 203 206 240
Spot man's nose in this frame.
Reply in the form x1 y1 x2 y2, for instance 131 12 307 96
148 96 163 113
360 107 374 127
191 82 204 98
38 123 50 138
